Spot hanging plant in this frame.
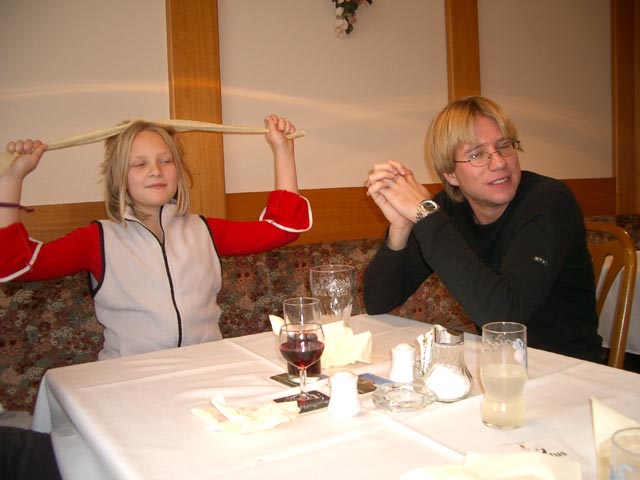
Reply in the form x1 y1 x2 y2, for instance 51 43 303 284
332 0 373 38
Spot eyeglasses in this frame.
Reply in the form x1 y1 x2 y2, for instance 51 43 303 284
454 140 520 168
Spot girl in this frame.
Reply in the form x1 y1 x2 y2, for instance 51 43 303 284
0 115 311 359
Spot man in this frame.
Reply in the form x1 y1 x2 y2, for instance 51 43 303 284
364 96 601 361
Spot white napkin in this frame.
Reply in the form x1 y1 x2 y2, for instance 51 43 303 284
191 395 299 433
591 397 639 480
399 452 581 479
269 315 372 368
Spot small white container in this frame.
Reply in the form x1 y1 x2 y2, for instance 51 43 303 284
389 343 416 383
328 371 361 417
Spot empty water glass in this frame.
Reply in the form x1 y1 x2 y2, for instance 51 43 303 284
309 264 355 326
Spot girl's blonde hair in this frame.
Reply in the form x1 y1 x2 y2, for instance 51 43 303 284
101 120 192 223
425 96 521 203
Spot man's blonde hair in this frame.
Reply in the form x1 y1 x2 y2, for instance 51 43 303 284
101 120 192 223
426 96 521 202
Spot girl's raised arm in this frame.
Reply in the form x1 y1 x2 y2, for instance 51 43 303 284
0 139 48 228
264 115 298 194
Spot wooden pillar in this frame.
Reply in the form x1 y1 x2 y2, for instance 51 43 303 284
166 0 226 217
611 0 637 214
444 0 481 101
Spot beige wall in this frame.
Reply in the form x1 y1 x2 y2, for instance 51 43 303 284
218 0 447 192
479 0 611 179
0 0 170 205
0 0 611 205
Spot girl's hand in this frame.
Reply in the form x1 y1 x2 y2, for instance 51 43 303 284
264 115 295 156
265 115 298 193
4 139 48 180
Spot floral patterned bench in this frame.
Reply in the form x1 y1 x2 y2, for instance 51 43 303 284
5 213 637 413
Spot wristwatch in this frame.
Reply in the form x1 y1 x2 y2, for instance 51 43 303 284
415 199 440 223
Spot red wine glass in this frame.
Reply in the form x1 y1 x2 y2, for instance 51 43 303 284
279 323 324 402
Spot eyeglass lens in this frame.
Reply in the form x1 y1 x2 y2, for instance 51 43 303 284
467 141 518 167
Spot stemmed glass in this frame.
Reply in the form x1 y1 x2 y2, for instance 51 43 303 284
283 297 322 382
279 323 325 402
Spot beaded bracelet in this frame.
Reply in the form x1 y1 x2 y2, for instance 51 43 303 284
0 202 35 213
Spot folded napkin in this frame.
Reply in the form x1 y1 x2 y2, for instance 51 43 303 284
399 452 581 479
269 315 371 368
191 395 299 433
591 397 639 480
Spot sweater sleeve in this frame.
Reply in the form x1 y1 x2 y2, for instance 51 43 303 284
258 190 312 233
363 232 434 314
0 222 102 282
207 190 312 256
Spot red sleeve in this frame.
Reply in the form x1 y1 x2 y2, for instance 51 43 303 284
0 222 103 282
207 190 312 256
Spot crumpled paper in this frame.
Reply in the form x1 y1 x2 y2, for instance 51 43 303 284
191 395 299 433
399 451 582 479
591 397 639 480
269 315 371 368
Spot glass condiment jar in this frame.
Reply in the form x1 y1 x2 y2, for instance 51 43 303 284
418 326 472 402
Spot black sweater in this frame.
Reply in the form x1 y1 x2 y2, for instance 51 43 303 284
364 171 602 361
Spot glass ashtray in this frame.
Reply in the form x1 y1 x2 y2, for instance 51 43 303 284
372 382 436 413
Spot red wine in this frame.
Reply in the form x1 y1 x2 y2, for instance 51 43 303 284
280 340 324 370
288 359 321 378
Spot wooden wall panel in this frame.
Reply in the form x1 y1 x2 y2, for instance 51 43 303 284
20 177 615 245
444 0 636 213
166 0 226 218
611 0 637 213
226 178 616 246
445 0 481 101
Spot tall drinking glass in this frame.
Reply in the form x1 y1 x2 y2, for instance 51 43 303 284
279 323 324 403
282 297 323 382
309 264 355 326
610 427 640 479
480 322 527 429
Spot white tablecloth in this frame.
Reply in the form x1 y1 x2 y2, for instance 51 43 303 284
598 250 640 354
32 314 640 480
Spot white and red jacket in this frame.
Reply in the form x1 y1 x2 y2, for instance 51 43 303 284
0 190 312 359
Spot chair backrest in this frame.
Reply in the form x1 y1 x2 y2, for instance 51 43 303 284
585 222 637 369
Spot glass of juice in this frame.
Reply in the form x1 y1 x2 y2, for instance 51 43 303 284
480 322 527 429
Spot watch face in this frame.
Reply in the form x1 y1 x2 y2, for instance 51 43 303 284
420 200 438 213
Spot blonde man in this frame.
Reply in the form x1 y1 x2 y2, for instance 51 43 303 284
364 96 601 361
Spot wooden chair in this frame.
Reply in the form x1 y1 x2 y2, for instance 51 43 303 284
585 222 637 369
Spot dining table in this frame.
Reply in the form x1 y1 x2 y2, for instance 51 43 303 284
31 314 640 480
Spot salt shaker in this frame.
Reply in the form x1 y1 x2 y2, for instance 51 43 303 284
389 343 416 383
328 371 361 417
422 327 472 402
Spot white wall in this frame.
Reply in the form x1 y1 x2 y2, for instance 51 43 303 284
478 0 611 179
0 0 611 205
218 0 447 193
0 0 169 205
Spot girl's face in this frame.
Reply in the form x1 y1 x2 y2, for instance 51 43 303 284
126 130 179 218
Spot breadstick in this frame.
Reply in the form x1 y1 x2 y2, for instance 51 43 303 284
0 119 305 176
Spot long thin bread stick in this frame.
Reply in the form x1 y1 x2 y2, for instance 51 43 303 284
0 119 305 175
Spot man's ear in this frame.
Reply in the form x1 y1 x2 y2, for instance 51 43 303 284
443 171 459 186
